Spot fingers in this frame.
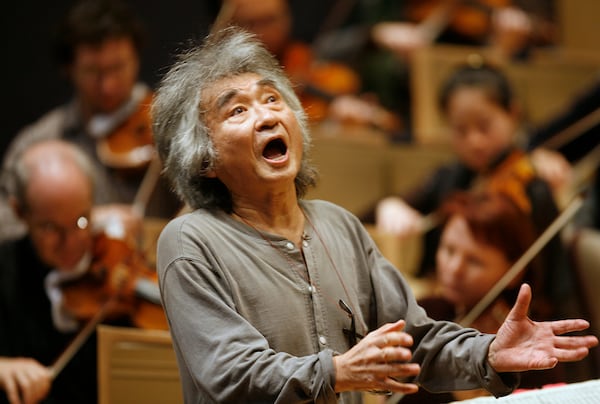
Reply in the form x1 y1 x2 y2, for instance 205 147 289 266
382 377 420 395
554 347 592 364
377 346 413 365
379 319 406 333
554 335 599 350
3 377 21 404
507 283 532 320
551 319 591 335
2 360 51 404
366 363 421 395
334 320 422 393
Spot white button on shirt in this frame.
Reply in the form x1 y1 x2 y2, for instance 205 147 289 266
285 242 294 250
318 335 327 345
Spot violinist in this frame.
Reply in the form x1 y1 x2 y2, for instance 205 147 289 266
371 0 557 61
0 139 165 404
0 139 102 403
221 0 402 135
363 63 578 318
399 191 565 403
0 0 181 245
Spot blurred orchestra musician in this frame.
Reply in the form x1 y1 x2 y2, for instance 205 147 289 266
0 0 181 244
397 190 567 403
371 0 557 62
0 139 167 404
216 0 403 137
364 63 578 319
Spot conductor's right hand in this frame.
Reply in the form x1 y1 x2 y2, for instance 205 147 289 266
333 320 421 394
0 357 51 404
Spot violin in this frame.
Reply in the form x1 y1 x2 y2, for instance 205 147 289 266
95 91 156 172
406 0 511 42
474 149 536 213
419 149 536 233
47 232 168 380
281 42 402 134
59 232 168 331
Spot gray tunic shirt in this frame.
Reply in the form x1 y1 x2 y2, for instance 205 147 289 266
157 200 516 403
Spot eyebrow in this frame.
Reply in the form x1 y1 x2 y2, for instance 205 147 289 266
213 78 279 111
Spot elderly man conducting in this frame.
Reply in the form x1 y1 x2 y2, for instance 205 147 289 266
151 27 597 404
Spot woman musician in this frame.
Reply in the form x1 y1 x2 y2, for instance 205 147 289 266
394 190 567 403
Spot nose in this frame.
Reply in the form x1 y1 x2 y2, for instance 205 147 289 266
445 252 466 279
254 104 278 131
98 72 122 96
463 129 487 150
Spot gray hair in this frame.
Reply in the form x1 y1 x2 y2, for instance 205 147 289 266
152 26 317 212
4 139 96 211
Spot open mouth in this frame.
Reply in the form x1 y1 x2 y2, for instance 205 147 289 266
262 138 288 161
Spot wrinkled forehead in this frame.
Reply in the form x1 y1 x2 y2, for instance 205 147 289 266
201 72 277 110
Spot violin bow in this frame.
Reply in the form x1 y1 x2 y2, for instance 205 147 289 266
211 0 236 35
556 142 600 210
458 194 584 327
132 155 162 219
539 105 600 151
48 296 118 379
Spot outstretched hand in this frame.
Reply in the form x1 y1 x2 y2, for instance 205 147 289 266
488 284 598 373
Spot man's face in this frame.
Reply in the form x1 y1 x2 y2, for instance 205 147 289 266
22 171 94 271
69 36 139 114
203 72 304 199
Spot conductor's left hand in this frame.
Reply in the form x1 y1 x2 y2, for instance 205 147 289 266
488 283 598 373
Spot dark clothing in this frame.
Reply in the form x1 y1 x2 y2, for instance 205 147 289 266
529 77 600 230
528 77 600 163
0 237 97 404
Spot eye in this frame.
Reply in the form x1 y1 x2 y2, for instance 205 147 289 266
230 106 245 116
266 94 278 103
467 255 485 269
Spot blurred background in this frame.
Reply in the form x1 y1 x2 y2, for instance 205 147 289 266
1 0 343 159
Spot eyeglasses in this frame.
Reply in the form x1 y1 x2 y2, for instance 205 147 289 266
339 299 364 347
30 215 90 242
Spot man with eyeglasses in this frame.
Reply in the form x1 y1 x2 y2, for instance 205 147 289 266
0 0 180 245
0 139 104 404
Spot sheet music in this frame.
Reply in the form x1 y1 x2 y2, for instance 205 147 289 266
453 379 600 403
